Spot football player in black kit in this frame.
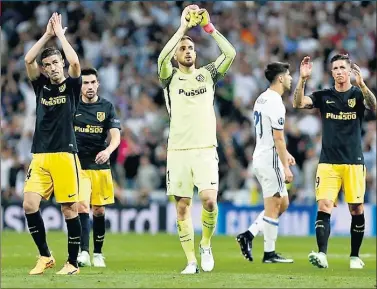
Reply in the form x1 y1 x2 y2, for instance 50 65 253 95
74 68 121 268
23 13 82 275
293 54 376 269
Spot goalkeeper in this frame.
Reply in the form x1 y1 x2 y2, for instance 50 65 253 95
157 5 236 274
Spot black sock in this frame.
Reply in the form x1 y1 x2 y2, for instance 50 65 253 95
244 230 254 241
93 215 105 254
25 211 51 257
350 214 365 257
66 216 81 268
79 213 90 252
315 211 331 254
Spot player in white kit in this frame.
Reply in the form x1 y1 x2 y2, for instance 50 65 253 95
157 6 236 274
236 62 295 263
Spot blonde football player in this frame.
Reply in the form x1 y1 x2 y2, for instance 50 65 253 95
157 5 236 274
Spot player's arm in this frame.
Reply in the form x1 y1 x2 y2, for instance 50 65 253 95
272 129 290 168
270 106 293 183
293 56 315 109
157 6 194 87
24 16 55 81
95 105 121 165
51 13 80 78
352 64 376 112
106 128 121 155
200 10 236 82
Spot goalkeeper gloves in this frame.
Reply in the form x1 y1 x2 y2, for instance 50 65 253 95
198 9 215 34
185 9 202 28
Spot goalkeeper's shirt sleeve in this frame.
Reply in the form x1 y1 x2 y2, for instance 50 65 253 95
157 28 185 88
208 30 236 83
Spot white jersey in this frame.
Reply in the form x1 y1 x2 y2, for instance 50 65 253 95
163 65 218 150
252 88 286 162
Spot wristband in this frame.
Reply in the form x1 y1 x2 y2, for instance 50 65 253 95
203 23 215 34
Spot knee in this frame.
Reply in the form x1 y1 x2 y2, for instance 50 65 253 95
23 199 38 214
61 202 78 219
93 206 105 217
349 204 364 215
279 197 289 214
176 202 190 219
202 198 217 212
318 200 333 214
78 201 90 214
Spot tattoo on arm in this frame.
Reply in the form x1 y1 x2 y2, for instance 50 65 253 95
293 79 306 107
360 84 376 111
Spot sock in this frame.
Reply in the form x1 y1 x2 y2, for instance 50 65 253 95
350 214 365 257
25 211 51 257
177 218 196 263
200 207 218 248
248 210 265 238
79 213 90 253
263 216 279 253
93 215 105 254
315 211 331 254
66 216 81 268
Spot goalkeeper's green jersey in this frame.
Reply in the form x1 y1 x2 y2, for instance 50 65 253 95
158 29 236 150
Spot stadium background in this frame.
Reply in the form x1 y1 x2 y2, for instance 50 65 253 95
1 1 376 237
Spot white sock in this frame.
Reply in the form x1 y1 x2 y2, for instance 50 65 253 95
248 210 265 237
263 216 279 253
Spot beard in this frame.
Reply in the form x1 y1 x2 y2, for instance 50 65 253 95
178 58 194 68
85 91 96 99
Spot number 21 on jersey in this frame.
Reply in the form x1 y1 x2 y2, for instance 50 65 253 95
254 111 263 138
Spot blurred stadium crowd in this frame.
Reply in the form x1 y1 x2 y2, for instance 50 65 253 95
1 1 376 206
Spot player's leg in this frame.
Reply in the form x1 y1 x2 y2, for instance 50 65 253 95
262 193 293 263
77 170 92 267
175 196 198 274
92 205 106 267
198 189 218 272
308 164 341 269
344 165 366 269
237 199 288 261
23 154 56 275
166 150 197 274
51 153 81 275
193 148 219 272
90 169 115 267
77 200 91 267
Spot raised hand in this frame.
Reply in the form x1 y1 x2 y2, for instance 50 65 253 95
50 12 67 39
45 15 55 37
300 56 313 80
351 63 364 87
180 5 199 31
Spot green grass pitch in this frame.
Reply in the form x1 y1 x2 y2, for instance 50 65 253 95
1 231 376 288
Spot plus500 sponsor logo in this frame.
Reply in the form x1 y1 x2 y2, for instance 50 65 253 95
178 87 206 97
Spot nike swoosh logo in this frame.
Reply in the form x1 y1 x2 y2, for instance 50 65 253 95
326 100 335 104
96 235 105 239
179 77 186 81
75 114 82 117
68 194 76 198
43 85 51 91
69 236 80 240
28 226 36 230
104 197 110 200
179 234 190 239
355 225 365 228
211 182 217 185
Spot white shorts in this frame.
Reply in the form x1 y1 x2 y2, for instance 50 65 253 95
253 155 288 199
166 147 219 198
